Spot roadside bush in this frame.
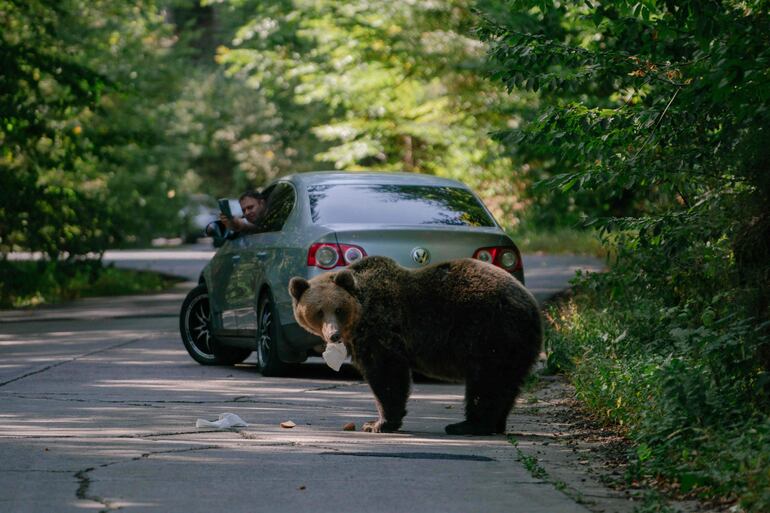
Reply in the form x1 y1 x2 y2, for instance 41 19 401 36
546 261 770 511
479 0 770 509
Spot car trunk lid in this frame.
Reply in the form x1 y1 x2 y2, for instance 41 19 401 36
329 225 516 269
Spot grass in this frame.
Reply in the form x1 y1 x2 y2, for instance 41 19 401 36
508 434 587 506
0 260 182 308
508 436 549 480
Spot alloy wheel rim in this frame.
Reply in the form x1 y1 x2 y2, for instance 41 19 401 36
186 294 213 358
257 304 272 367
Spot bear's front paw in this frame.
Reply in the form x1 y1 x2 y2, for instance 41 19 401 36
362 419 400 433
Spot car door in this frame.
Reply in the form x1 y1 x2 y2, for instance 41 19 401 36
209 233 253 332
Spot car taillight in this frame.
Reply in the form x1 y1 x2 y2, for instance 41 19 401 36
473 246 521 273
308 243 367 269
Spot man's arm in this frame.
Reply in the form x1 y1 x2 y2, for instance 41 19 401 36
219 214 261 234
219 214 246 231
237 219 262 234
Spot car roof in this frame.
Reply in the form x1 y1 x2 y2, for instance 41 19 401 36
277 171 473 190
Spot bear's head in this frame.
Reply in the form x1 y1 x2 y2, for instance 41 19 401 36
288 270 361 346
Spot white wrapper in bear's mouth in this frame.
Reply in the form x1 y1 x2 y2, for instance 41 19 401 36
322 342 347 371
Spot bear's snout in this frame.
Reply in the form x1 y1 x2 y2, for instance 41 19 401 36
321 322 342 344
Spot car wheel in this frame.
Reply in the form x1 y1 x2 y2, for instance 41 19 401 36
256 292 290 377
180 284 251 365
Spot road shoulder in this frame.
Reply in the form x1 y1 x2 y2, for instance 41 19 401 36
513 374 718 513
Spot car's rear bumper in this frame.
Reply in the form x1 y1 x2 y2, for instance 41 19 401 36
282 322 321 348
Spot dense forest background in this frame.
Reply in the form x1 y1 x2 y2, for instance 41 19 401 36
1 0 536 257
2 1 769 510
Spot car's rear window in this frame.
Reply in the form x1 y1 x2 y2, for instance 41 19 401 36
307 184 495 227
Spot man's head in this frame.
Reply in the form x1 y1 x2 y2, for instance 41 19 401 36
239 191 266 223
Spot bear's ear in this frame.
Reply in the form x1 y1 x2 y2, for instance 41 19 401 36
288 277 310 301
333 270 357 295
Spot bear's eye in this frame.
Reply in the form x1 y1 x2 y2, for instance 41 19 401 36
334 307 345 318
314 310 323 321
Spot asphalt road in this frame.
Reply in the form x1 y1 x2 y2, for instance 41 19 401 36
0 247 605 512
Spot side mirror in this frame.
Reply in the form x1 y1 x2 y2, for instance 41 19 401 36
205 221 227 248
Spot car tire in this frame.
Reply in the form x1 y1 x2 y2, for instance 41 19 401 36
256 292 290 377
180 284 251 365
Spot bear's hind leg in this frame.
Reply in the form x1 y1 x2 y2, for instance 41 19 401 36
445 364 520 436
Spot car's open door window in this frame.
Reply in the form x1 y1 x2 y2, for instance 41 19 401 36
255 182 296 233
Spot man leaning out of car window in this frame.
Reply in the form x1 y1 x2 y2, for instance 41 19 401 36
220 190 266 234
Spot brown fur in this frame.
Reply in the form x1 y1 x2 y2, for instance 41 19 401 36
289 256 542 435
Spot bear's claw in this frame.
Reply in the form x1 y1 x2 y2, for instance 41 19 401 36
362 419 400 433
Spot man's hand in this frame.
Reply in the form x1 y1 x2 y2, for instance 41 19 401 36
219 213 247 232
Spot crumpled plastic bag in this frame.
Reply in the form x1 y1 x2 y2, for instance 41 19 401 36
322 342 348 372
195 412 248 429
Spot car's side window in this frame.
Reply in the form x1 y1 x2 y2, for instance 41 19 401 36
255 182 296 233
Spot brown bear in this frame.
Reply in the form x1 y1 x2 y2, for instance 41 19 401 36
288 256 542 435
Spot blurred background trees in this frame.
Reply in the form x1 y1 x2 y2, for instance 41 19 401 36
2 0 192 257
3 0 767 297
1 0 537 259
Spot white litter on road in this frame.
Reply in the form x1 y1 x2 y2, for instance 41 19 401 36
195 413 248 429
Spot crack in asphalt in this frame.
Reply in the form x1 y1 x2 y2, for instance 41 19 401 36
120 431 221 438
74 445 220 512
303 382 366 392
0 337 151 388
75 466 114 513
238 432 299 444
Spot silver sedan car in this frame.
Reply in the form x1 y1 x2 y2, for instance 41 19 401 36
179 171 525 376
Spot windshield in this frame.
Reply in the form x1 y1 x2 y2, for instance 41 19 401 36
307 184 495 227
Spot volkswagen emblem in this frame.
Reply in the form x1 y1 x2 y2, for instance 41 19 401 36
411 247 431 265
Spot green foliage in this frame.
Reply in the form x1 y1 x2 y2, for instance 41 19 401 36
483 0 770 509
216 0 525 198
480 0 770 234
0 0 292 259
1 0 193 256
166 68 301 197
547 276 770 510
1 0 543 266
0 260 178 308
508 436 549 480
2 0 109 258
632 491 679 513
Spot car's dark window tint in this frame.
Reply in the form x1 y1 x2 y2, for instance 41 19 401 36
307 184 495 227
256 183 295 232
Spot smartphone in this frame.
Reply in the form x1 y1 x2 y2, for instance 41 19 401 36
218 198 243 219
